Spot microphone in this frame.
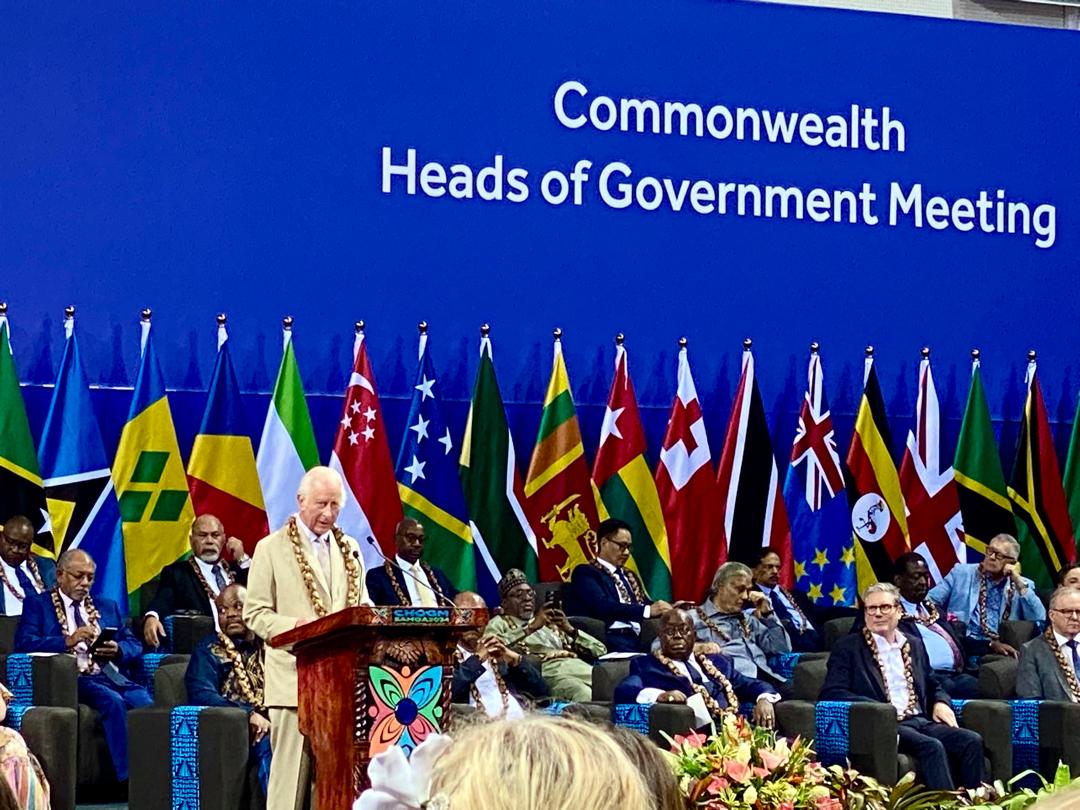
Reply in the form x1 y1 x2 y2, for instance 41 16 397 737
365 537 457 608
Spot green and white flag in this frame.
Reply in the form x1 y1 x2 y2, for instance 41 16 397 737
257 325 320 531
460 331 538 581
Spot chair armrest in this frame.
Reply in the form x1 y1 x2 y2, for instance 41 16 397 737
567 616 607 649
646 703 698 746
775 700 815 743
848 702 900 785
955 699 1012 782
29 655 79 710
20 706 77 810
1038 701 1080 773
166 616 215 655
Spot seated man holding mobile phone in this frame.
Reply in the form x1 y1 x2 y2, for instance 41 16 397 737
14 549 152 782
486 570 606 702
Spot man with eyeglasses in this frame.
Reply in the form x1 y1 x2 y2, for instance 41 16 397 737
928 533 1045 658
1017 586 1080 701
566 518 673 652
821 583 984 790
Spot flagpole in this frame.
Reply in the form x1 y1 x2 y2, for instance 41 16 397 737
863 345 874 386
0 302 8 355
140 308 152 354
282 315 293 350
971 348 981 375
64 305 75 339
1026 349 1037 387
418 320 428 361
353 320 364 362
480 322 491 358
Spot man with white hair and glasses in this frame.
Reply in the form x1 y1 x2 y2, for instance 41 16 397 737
1017 586 1080 701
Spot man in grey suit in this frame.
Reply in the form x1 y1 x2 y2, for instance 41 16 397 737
1017 586 1080 702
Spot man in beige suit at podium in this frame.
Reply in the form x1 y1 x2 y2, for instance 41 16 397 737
244 466 372 810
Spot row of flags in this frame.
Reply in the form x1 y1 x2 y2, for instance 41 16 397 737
2 307 1079 614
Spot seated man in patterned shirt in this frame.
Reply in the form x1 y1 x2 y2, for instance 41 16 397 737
486 570 606 702
185 584 271 798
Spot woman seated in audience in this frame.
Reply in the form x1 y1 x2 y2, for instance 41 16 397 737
0 685 49 810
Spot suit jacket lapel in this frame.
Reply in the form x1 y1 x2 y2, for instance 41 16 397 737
859 641 888 701
329 537 348 612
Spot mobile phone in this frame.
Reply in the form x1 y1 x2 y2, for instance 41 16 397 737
544 590 562 611
89 627 118 652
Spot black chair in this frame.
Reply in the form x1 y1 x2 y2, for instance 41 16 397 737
823 616 855 649
128 661 262 810
566 615 607 649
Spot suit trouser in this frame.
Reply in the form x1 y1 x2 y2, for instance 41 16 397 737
898 716 984 790
77 671 153 781
268 707 312 810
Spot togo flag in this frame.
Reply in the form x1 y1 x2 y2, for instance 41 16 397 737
38 312 127 609
113 314 194 610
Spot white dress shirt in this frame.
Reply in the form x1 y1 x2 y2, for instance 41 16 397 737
0 559 44 616
457 645 524 719
58 591 99 674
872 631 914 718
594 557 647 633
297 517 334 587
396 556 439 607
1055 630 1080 688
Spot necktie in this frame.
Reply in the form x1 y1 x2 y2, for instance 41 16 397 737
15 566 37 597
415 566 437 608
615 569 634 604
72 601 86 628
1067 640 1080 675
315 537 331 585
770 590 794 626
211 564 228 592
686 661 703 685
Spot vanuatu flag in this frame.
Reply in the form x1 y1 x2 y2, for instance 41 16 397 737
525 332 599 583
592 340 672 600
845 350 909 596
1008 356 1075 590
188 320 268 554
0 312 55 558
113 315 195 611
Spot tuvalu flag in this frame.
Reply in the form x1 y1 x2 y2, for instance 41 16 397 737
846 348 909 596
330 322 403 571
187 317 268 554
1008 352 1075 591
715 340 792 584
0 308 54 557
525 330 599 583
113 311 195 611
460 326 537 583
38 309 127 608
592 337 672 601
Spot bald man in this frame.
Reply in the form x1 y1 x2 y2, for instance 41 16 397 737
244 466 371 810
143 513 251 647
15 549 151 781
0 516 55 616
365 518 458 606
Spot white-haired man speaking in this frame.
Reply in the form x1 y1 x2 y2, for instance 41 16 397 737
243 466 372 810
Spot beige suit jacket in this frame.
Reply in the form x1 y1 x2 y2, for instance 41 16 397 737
243 520 371 707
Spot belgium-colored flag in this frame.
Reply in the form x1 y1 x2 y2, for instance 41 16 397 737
845 350 909 595
1008 356 1074 591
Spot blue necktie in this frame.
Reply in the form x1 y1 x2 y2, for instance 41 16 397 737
770 590 794 625
15 566 36 598
1067 640 1080 674
73 601 86 628
212 564 228 592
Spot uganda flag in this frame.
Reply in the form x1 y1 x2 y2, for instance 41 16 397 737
1008 354 1075 591
187 319 268 555
845 349 909 595
0 310 54 558
592 339 672 601
525 331 599 583
113 314 195 611
954 352 1017 561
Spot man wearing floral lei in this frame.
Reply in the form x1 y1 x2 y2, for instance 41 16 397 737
615 608 780 730
928 533 1045 659
821 583 984 790
14 548 152 782
1017 586 1080 702
186 583 271 797
243 466 371 810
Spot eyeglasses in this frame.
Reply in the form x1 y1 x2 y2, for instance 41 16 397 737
864 604 898 614
985 549 1018 563
1051 608 1080 619
603 539 633 551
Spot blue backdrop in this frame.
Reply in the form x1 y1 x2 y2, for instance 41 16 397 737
3 0 1079 475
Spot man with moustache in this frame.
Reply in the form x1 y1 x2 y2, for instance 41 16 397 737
1017 586 1080 702
365 518 457 606
751 549 821 652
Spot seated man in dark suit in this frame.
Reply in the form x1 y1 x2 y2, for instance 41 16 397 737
365 519 457 606
0 515 56 616
616 609 779 729
1017 586 1080 702
821 582 983 790
143 513 251 648
565 518 673 653
15 548 152 782
751 548 821 652
451 592 548 718
185 583 271 797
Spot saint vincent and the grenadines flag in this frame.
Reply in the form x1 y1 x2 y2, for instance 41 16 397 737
187 321 268 555
846 350 909 595
0 314 54 557
1008 356 1075 591
113 316 195 611
38 315 127 609
592 341 672 601
525 333 600 583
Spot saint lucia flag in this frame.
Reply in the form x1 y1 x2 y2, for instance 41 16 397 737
38 314 128 609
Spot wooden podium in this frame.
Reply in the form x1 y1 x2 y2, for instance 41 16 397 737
272 605 486 810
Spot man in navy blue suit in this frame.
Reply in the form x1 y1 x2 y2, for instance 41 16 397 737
0 515 56 616
615 609 779 729
15 548 151 782
365 518 458 606
821 582 983 790
565 518 673 652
